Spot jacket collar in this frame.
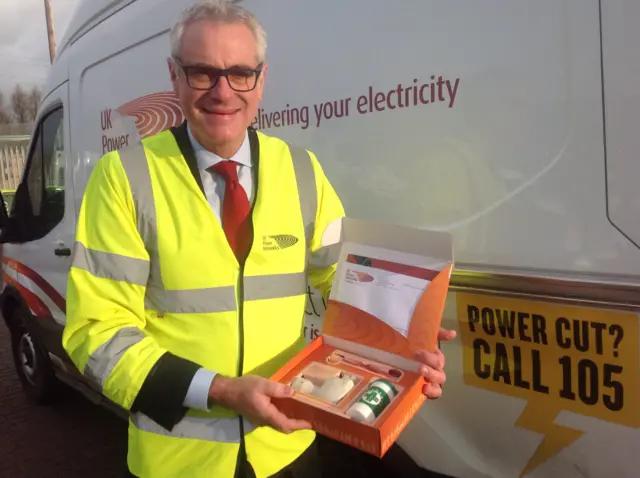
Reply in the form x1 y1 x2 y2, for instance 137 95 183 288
186 124 252 171
170 121 260 197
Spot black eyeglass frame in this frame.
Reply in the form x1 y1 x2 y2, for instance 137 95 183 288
172 56 264 92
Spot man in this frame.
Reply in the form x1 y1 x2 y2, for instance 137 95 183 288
62 1 456 477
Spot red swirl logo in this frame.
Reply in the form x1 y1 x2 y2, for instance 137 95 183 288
116 92 184 138
354 271 374 283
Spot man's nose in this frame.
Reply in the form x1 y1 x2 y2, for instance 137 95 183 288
209 76 235 101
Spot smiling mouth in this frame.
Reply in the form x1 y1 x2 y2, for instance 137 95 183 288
202 107 238 116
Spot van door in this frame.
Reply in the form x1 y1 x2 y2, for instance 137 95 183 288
3 81 74 357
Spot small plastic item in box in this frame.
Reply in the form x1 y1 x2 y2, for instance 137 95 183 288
288 361 361 404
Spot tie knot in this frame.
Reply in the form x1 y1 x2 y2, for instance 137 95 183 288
210 161 239 183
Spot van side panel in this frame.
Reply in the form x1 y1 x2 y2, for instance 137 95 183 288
67 0 188 211
244 0 640 280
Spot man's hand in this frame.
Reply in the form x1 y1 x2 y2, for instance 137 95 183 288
209 375 312 434
415 326 457 399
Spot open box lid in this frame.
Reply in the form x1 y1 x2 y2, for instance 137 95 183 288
318 217 454 362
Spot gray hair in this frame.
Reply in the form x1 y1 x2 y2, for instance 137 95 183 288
170 0 267 62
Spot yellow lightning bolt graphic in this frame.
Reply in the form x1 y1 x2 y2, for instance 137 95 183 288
515 402 584 477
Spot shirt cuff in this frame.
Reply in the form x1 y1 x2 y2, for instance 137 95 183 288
183 368 217 411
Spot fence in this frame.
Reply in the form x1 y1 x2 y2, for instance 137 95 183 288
0 124 33 190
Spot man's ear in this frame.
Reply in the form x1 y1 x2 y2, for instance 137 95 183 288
168 58 181 98
257 63 268 101
167 58 178 81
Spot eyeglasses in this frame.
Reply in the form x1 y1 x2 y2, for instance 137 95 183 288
172 56 263 92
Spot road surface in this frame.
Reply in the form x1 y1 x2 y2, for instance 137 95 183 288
0 324 127 477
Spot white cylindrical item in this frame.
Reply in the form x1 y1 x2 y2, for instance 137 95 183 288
290 376 315 395
346 401 376 424
346 379 398 424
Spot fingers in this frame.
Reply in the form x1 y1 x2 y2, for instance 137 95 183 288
423 383 442 399
262 405 292 433
436 347 446 369
437 327 457 341
252 380 312 433
262 379 294 398
284 418 313 432
416 349 447 399
420 364 446 387
261 404 311 434
415 349 444 370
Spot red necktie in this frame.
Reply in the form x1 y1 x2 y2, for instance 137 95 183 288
210 161 252 263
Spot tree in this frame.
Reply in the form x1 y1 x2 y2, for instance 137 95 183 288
27 86 42 121
11 84 30 123
0 91 10 124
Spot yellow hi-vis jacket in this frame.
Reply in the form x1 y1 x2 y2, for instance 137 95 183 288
62 123 345 478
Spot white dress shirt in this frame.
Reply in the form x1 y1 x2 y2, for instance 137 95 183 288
182 125 255 411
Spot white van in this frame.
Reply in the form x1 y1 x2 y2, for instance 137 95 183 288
1 1 639 477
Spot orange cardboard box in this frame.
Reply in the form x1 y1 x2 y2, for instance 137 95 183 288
271 217 453 458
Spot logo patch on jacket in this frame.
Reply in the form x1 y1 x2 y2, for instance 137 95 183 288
263 234 299 251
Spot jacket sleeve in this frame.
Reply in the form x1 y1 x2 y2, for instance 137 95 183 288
62 150 200 430
305 151 346 301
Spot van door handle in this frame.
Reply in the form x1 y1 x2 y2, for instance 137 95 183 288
54 247 71 257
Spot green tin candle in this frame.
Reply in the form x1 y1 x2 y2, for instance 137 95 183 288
346 379 398 424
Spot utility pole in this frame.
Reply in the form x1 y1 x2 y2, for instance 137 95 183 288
44 0 56 64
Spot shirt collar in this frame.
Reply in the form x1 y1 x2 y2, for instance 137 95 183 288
186 123 252 171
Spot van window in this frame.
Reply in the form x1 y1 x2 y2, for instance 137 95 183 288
26 131 44 216
13 106 65 239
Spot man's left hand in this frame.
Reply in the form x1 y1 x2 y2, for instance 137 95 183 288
415 327 457 399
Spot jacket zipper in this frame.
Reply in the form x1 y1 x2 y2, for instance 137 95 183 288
237 163 259 464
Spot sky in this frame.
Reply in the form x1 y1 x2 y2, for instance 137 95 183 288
0 0 80 95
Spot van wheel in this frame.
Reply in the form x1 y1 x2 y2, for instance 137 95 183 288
10 323 62 405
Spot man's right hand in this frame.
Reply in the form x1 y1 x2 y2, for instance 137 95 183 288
208 375 312 434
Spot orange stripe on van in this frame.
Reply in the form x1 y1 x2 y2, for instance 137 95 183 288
3 257 66 313
4 274 53 319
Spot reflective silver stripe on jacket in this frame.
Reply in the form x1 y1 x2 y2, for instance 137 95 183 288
84 327 146 388
71 242 149 286
244 272 307 301
71 239 239 314
144 285 237 314
131 413 257 443
287 143 340 271
118 142 162 285
287 144 316 250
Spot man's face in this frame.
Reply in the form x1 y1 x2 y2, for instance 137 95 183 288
169 20 266 151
